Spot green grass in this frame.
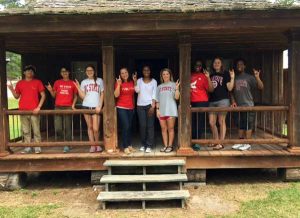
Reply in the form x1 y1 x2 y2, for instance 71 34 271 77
0 204 59 218
223 183 300 218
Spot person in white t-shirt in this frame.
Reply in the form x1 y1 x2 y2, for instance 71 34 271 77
74 65 104 153
134 65 157 153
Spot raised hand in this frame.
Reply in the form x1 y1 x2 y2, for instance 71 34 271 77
204 70 210 78
231 102 237 108
33 107 41 114
74 79 80 88
175 79 180 90
116 75 122 85
229 69 235 80
253 69 261 78
132 72 137 82
45 82 53 92
7 80 14 91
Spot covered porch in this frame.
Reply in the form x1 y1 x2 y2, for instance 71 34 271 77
0 10 300 176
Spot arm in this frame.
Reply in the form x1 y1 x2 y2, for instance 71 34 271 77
96 91 104 114
175 80 180 100
46 82 56 98
74 79 86 100
204 70 214 93
134 78 140 93
156 102 160 119
114 77 122 98
72 94 78 110
7 81 20 99
33 91 46 114
230 92 237 107
253 69 264 90
226 69 235 92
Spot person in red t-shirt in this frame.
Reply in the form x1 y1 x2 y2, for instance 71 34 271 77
7 65 46 154
46 67 78 153
190 60 214 150
114 67 136 155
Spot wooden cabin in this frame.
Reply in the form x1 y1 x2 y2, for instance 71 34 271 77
1 0 300 184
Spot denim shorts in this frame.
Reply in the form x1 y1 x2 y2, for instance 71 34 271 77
209 99 230 115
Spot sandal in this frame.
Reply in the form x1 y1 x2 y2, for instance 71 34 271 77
213 144 224 150
165 146 174 153
160 147 168 152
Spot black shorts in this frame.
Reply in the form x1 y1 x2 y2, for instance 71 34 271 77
239 112 256 131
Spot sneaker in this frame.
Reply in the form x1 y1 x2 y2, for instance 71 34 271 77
34 147 42 154
21 147 32 154
139 146 145 152
128 146 136 152
96 146 103 152
238 144 251 151
145 147 152 153
63 146 70 153
89 146 96 153
232 144 243 150
124 148 131 155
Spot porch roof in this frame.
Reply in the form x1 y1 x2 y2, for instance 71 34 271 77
1 0 300 15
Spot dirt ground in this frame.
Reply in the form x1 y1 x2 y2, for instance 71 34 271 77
0 169 292 218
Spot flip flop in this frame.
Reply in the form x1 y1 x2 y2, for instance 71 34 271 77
213 144 224 150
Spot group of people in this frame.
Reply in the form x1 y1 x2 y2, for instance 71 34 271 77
7 56 263 154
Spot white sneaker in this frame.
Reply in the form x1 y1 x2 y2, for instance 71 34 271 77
34 147 42 154
145 147 152 153
232 144 243 150
238 144 251 151
21 147 32 154
139 146 145 151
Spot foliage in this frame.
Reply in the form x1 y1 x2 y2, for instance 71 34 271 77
0 0 23 9
6 51 21 79
275 0 295 6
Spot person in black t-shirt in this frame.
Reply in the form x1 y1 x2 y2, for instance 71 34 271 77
208 57 235 150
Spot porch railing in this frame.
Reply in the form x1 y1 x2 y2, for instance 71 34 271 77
4 109 103 150
190 106 289 146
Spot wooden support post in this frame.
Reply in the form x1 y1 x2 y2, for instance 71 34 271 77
177 35 193 155
286 30 300 151
102 39 117 153
278 168 300 182
0 39 9 157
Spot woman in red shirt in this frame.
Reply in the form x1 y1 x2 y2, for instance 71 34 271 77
190 60 214 150
114 67 136 154
46 67 78 153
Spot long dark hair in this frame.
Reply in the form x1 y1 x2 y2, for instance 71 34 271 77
85 65 97 85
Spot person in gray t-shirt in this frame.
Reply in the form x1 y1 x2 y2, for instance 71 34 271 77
156 68 180 153
232 59 264 140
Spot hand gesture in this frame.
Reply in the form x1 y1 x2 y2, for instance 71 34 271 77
74 79 80 88
33 107 40 114
45 82 53 92
116 75 122 86
204 70 210 78
95 106 101 114
231 102 237 108
175 79 180 90
229 69 235 80
253 69 261 78
7 80 14 91
132 72 137 83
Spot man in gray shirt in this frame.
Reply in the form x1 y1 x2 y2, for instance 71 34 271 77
232 58 264 140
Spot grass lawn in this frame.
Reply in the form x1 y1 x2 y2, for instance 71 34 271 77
0 204 59 218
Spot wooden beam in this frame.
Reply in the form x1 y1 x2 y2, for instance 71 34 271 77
287 29 300 149
0 39 8 157
177 35 192 154
102 39 117 152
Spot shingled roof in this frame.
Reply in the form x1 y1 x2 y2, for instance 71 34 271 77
2 0 300 15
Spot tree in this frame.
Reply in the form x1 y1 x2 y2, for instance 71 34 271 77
0 0 23 9
275 0 295 6
6 52 21 79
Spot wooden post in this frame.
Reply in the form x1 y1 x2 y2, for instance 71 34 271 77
102 39 118 152
0 39 9 156
177 35 193 154
287 30 300 151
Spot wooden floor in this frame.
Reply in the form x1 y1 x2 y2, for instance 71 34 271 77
1 129 300 172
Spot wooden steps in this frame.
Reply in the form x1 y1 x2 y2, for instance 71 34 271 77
97 159 189 209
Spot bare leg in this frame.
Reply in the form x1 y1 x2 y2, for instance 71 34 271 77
238 129 245 139
159 119 168 147
209 113 219 140
92 114 100 143
167 117 176 146
84 114 94 144
218 113 227 140
245 130 253 139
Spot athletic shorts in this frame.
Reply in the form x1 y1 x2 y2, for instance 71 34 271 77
239 112 256 130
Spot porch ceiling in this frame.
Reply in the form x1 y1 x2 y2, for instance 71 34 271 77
4 30 288 54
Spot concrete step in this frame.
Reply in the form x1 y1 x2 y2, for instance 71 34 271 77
100 174 187 183
104 159 185 167
97 190 190 202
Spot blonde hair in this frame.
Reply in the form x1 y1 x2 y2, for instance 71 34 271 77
160 68 174 83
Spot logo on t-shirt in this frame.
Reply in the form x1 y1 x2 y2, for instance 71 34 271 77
235 80 248 91
211 75 223 88
84 84 99 93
